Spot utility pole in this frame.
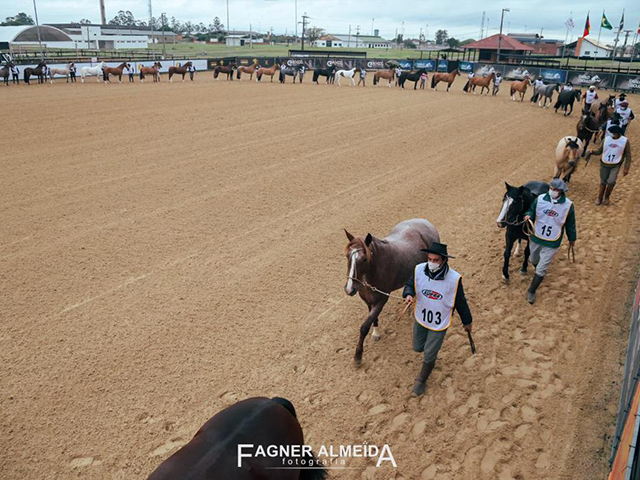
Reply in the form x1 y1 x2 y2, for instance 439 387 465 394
250 23 253 49
295 0 298 42
299 13 309 50
371 18 374 36
32 0 44 59
348 24 351 47
148 0 154 57
161 13 166 58
480 11 485 39
497 8 510 63
99 0 107 25
356 24 360 48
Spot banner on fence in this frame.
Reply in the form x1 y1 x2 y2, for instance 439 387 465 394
566 71 615 88
614 74 640 92
503 66 540 80
437 60 448 72
539 68 568 84
474 63 504 76
413 59 436 71
458 61 474 73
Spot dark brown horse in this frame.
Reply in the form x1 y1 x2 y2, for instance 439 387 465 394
344 219 440 365
431 69 459 91
1 61 14 86
146 397 327 480
589 96 615 125
576 113 600 157
140 62 162 82
168 61 192 83
24 61 46 85
373 68 395 87
214 65 235 80
103 62 129 83
256 64 279 82
237 60 259 80
469 72 495 95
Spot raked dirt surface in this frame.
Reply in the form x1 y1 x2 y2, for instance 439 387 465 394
1 73 640 480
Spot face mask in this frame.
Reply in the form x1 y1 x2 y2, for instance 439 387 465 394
549 190 561 200
427 261 441 272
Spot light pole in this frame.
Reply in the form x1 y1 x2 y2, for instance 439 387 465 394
497 8 510 63
32 0 44 59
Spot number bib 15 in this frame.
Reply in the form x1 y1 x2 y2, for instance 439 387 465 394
533 194 572 242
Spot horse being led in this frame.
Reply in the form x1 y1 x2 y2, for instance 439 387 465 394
24 61 47 85
256 64 279 82
496 181 549 283
373 68 394 87
554 136 584 181
236 60 258 81
140 62 162 82
146 397 327 480
1 61 14 86
282 64 302 83
576 113 599 157
534 83 559 108
103 62 130 83
48 62 74 83
344 219 440 365
312 65 336 84
398 68 427 90
431 69 459 91
468 71 494 95
510 77 532 101
335 67 358 86
168 61 192 82
80 62 106 83
554 89 582 116
213 65 235 80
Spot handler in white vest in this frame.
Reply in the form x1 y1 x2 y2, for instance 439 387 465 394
615 101 635 135
403 242 473 397
582 86 598 113
523 178 577 304
492 72 503 96
586 124 632 205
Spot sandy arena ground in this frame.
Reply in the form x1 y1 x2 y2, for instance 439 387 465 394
1 73 640 480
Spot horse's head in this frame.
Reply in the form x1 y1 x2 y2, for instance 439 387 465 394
344 230 373 296
574 89 582 100
497 182 525 228
566 137 581 162
185 61 192 67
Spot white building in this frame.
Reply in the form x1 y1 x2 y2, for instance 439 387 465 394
573 37 613 58
48 24 179 49
312 34 390 49
0 25 75 50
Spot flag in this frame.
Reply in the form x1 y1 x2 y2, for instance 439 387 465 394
583 14 590 37
566 17 575 30
601 12 613 30
638 18 640 34
618 12 624 32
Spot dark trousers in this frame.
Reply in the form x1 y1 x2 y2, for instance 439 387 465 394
189 72 194 81
70 73 76 83
12 74 19 84
129 74 134 83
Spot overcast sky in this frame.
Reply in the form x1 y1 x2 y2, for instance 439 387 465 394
2 0 639 44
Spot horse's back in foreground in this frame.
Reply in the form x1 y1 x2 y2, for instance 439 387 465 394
147 397 327 480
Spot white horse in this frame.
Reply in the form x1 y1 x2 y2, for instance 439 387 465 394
80 62 106 83
48 63 74 83
335 67 358 86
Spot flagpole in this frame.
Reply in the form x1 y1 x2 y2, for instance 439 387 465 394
595 10 604 58
628 30 638 73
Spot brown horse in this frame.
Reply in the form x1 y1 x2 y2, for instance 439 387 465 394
589 96 615 125
140 62 162 83
103 62 129 83
237 60 259 80
510 77 532 102
431 69 459 91
344 219 440 366
373 68 395 87
146 397 327 480
214 65 235 80
1 61 14 86
256 64 279 82
469 72 495 95
24 61 46 85
168 61 192 83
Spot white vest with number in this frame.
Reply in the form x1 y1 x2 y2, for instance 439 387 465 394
413 265 461 331
616 107 631 126
602 135 628 165
534 194 572 242
585 90 597 103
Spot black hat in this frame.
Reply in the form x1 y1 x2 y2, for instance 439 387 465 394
420 242 455 258
608 125 623 135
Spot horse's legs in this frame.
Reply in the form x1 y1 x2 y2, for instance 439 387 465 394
502 232 515 282
354 302 385 365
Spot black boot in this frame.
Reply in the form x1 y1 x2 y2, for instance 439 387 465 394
527 274 544 304
411 361 436 397
603 184 615 205
595 183 606 206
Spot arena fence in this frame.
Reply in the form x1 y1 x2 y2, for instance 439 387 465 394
609 268 640 479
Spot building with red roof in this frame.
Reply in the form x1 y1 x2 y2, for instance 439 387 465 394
462 33 534 62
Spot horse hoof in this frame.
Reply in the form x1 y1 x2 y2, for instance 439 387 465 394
501 275 510 284
354 356 362 368
520 269 528 276
372 333 381 342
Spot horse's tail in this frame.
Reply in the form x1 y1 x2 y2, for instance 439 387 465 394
430 75 436 88
139 70 144 80
24 70 29 83
373 74 378 85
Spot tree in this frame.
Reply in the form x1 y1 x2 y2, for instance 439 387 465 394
1 12 35 26
435 29 448 45
403 39 417 49
78 19 92 25
306 26 325 43
108 10 140 26
446 37 460 48
209 17 224 34
461 38 476 45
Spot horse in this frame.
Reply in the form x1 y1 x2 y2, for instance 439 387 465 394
576 113 599 158
534 83 559 108
431 69 459 91
0 61 14 86
103 62 129 83
468 72 495 95
589 97 614 125
312 65 336 84
335 67 358 86
398 68 427 90
146 397 327 480
373 68 394 87
140 62 162 83
554 89 582 116
344 219 440 366
168 61 192 83
80 62 105 83
48 62 74 83
236 60 258 81
496 181 549 283
554 136 584 182
24 61 47 85
213 65 235 80
510 77 532 102
282 64 302 84
256 64 279 82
